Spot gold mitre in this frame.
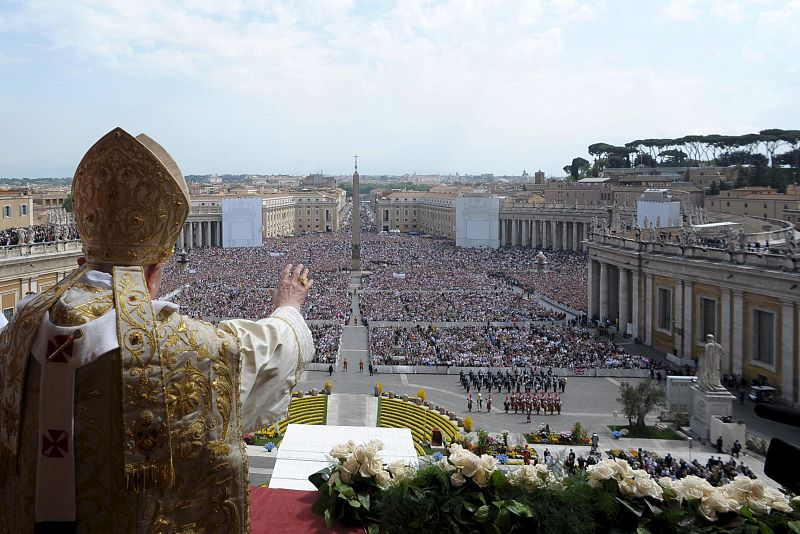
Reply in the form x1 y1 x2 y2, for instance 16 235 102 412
72 127 190 266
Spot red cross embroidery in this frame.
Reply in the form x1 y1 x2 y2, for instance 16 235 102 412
42 429 69 458
46 334 74 363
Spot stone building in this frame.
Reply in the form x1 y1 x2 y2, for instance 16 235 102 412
0 191 34 230
706 186 800 227
175 189 346 249
587 229 800 404
0 241 83 321
373 191 458 238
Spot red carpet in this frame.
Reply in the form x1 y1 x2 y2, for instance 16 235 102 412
250 487 363 533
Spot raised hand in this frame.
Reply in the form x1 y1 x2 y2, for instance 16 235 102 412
270 263 313 312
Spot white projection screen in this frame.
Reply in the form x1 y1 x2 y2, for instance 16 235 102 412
222 198 263 248
466 219 491 240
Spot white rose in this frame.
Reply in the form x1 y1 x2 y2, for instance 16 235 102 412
359 457 383 478
472 467 489 488
387 460 406 476
438 457 456 473
375 469 390 488
367 439 384 455
769 497 792 514
587 462 616 487
353 445 368 464
342 455 359 478
726 475 757 502
330 443 350 460
746 495 770 515
764 487 791 513
346 440 357 452
449 443 465 455
618 478 638 498
451 472 467 487
698 502 718 522
658 477 678 495
479 454 498 475
612 459 634 480
460 454 481 478
677 476 712 502
703 489 737 514
633 475 664 500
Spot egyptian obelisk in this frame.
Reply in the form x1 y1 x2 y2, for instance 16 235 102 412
351 155 361 271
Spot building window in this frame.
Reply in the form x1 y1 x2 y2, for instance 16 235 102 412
751 309 776 367
20 204 27 216
657 287 672 332
699 297 717 342
2 205 10 218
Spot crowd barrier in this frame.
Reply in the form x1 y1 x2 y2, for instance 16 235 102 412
303 362 649 378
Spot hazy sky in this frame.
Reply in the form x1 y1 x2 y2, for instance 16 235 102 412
1 0 798 178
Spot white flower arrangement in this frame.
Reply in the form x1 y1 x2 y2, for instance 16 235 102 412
444 443 499 488
325 442 793 525
507 463 563 491
327 439 416 489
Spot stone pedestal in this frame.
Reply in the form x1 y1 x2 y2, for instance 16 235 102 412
690 385 736 441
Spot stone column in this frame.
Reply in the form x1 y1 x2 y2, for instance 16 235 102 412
720 289 732 374
588 259 599 319
562 222 569 250
731 291 744 375
619 268 630 333
645 274 654 345
550 221 557 250
682 281 693 358
532 220 539 248
187 222 194 250
218 221 224 246
511 219 518 246
599 262 609 321
522 219 529 248
177 229 184 251
572 222 579 250
781 301 795 402
631 269 641 340
674 279 684 356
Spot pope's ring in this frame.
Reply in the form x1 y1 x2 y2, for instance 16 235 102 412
299 276 310 287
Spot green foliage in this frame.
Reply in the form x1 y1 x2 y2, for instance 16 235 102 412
617 381 666 429
608 425 683 440
62 193 73 212
312 459 800 534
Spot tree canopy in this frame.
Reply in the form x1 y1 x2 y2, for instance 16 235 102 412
564 129 800 187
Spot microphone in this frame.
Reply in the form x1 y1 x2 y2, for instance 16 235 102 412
754 403 800 428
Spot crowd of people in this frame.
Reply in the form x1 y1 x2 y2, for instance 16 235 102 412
610 448 757 486
369 324 650 368
0 223 79 246
159 236 352 321
360 290 559 323
309 324 341 363
156 207 599 369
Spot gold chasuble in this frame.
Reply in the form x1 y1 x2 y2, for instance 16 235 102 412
1 271 250 532
0 128 314 533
